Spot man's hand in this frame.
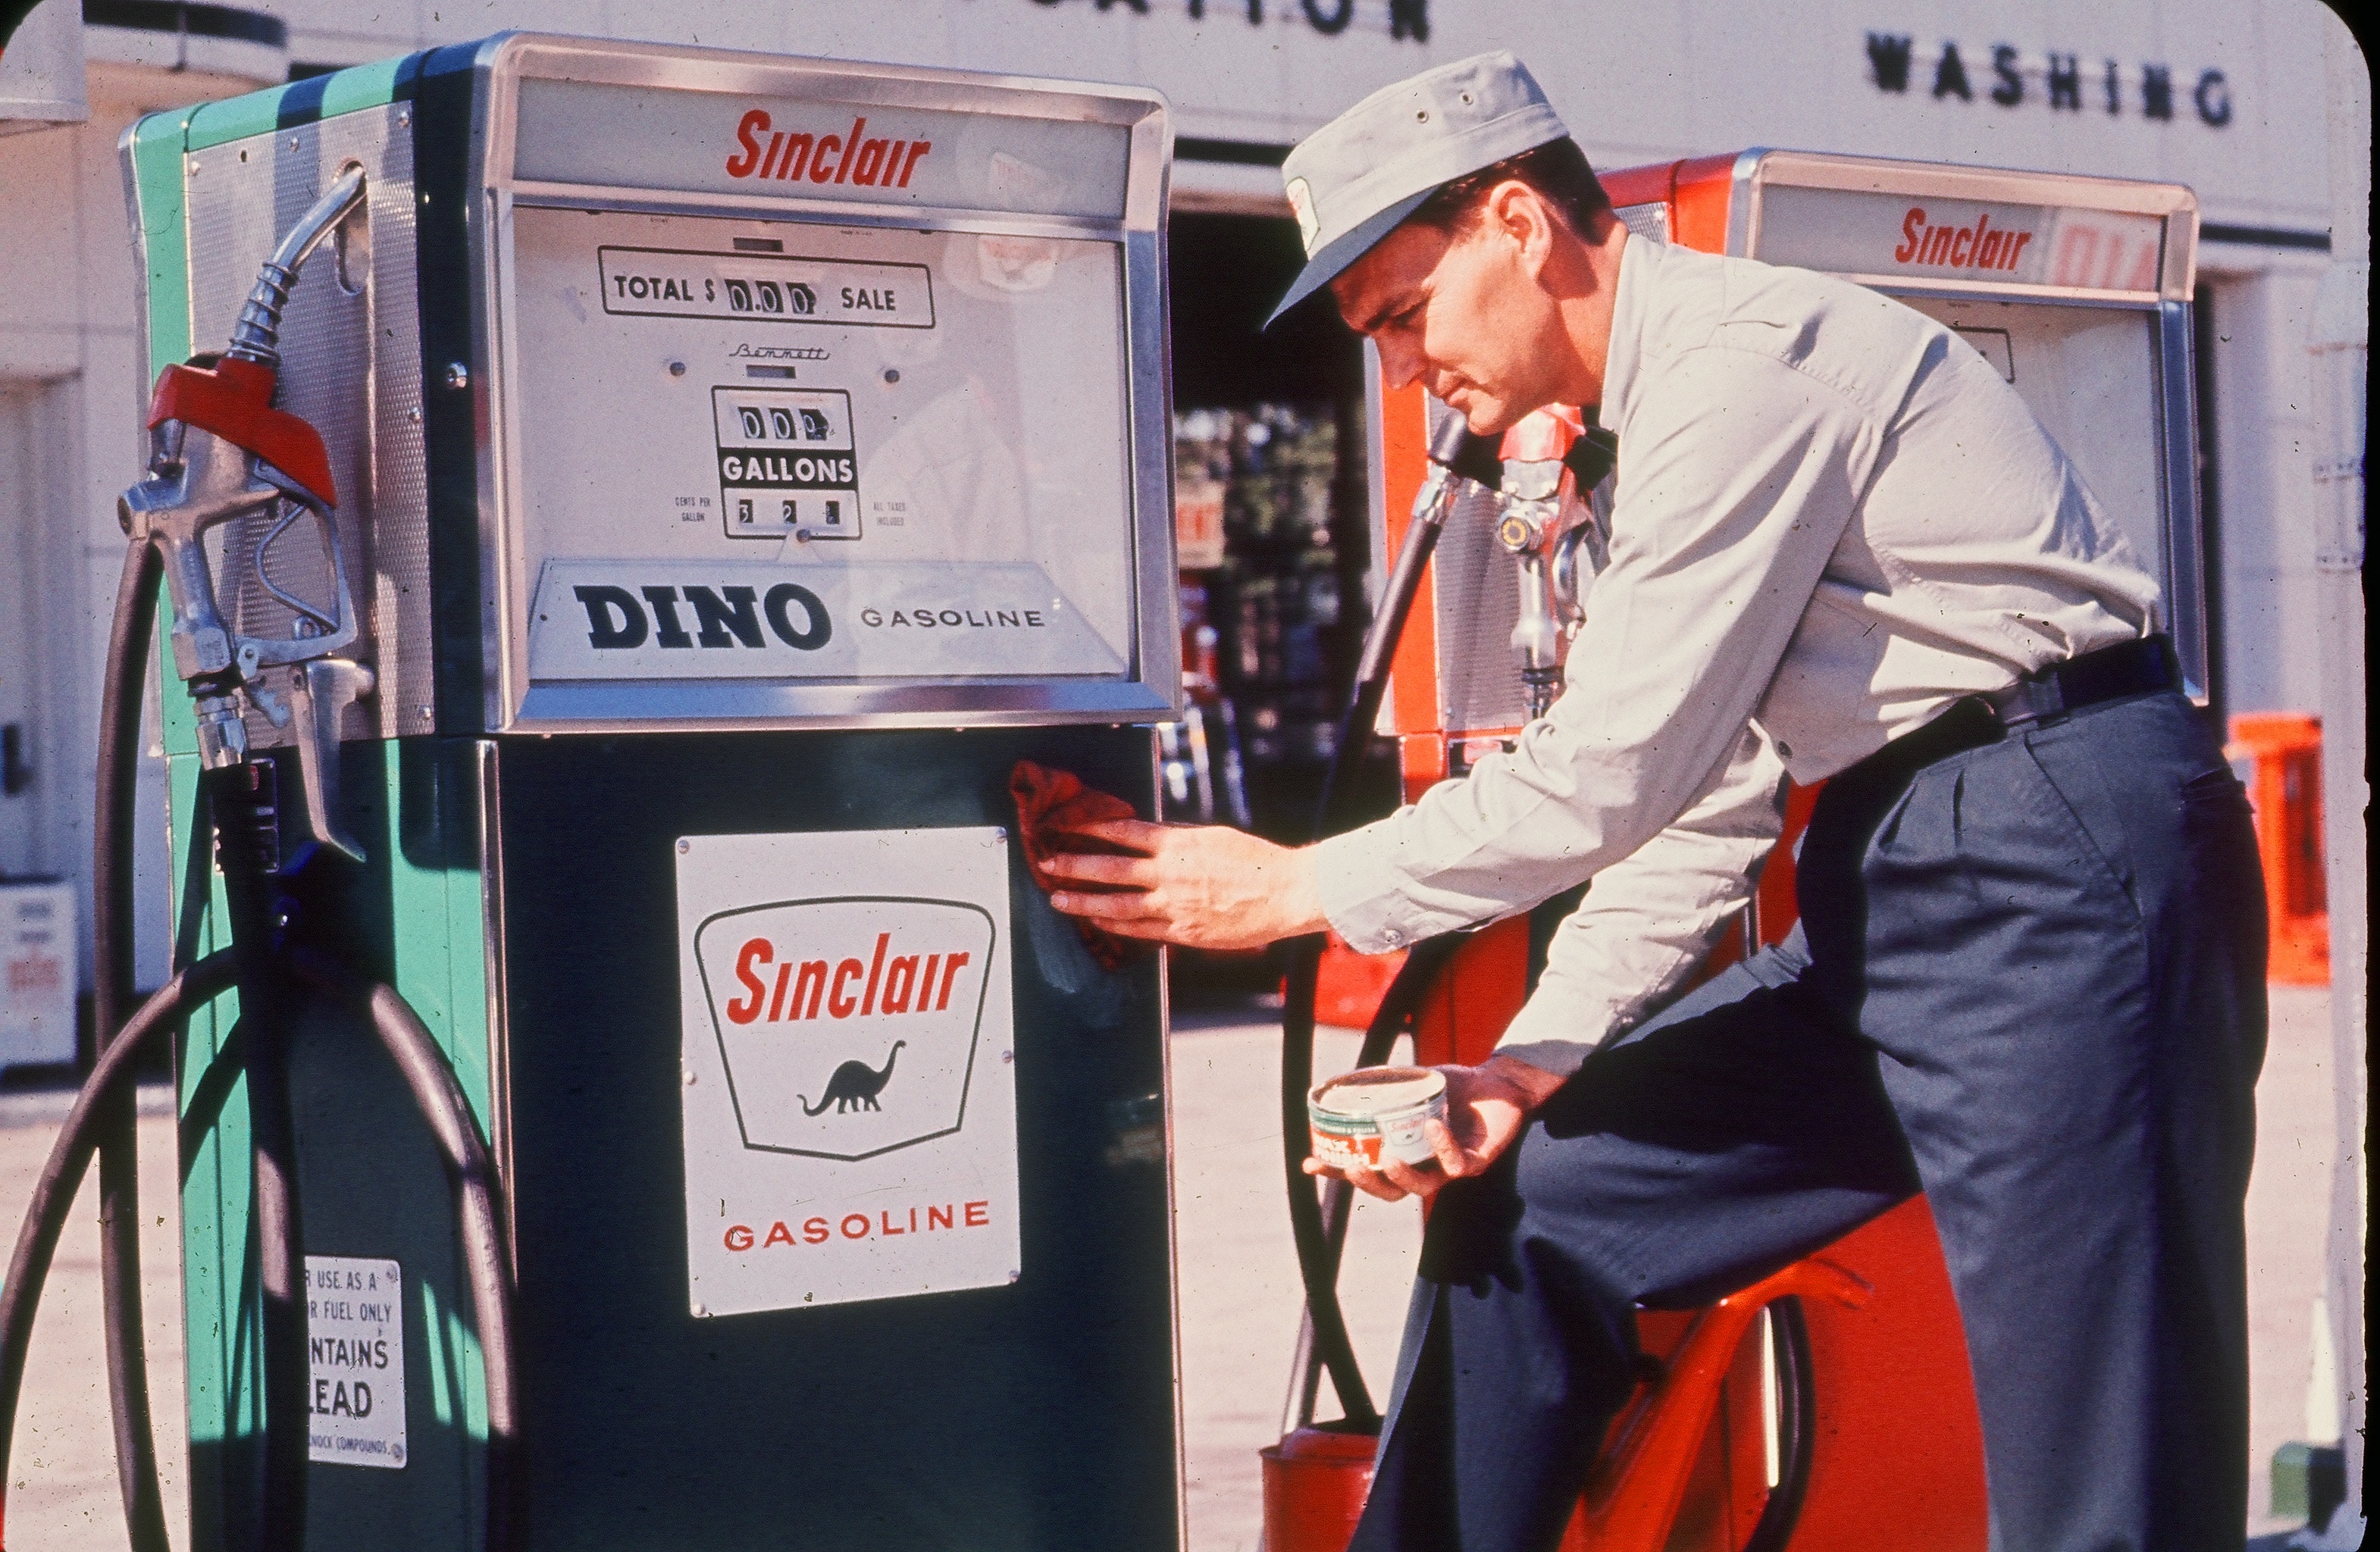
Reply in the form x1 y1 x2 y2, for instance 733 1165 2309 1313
1306 1056 1570 1203
1044 819 1329 951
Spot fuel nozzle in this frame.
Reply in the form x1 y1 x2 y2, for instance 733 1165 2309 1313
1488 414 1617 721
114 167 374 862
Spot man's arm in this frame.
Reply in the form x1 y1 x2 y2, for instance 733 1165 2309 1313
1492 724 1787 1077
1316 344 1877 956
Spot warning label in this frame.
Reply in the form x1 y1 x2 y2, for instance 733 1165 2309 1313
713 386 861 540
305 1256 406 1469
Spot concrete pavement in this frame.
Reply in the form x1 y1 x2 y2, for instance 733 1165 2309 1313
0 986 2341 1547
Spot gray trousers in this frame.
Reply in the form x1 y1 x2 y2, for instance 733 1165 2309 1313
1349 690 2268 1552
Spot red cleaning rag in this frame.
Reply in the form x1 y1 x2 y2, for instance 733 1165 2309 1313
1010 761 1141 970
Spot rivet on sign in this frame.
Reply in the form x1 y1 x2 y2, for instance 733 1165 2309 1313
417 705 432 722
990 827 1007 843
883 368 900 383
289 136 300 150
1416 110 1429 121
683 1067 697 1086
678 839 691 853
406 406 422 423
691 1303 709 1319
443 361 470 390
1001 1050 1014 1064
398 111 410 127
668 360 687 377
1007 1270 1021 1284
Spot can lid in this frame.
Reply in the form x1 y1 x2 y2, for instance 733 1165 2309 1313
1311 1066 1445 1118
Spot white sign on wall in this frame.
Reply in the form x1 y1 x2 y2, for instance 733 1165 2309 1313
677 827 1019 1317
305 1256 407 1469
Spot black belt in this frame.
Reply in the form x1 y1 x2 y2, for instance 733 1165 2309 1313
1839 635 2181 793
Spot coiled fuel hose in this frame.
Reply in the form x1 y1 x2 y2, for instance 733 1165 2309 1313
0 170 523 1552
1278 418 1504 1428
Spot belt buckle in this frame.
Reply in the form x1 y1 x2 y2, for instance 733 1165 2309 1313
2000 671 2068 729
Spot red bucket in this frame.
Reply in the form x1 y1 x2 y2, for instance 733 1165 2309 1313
1260 1423 1379 1552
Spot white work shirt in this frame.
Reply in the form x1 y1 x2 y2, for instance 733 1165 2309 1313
1317 233 2162 1075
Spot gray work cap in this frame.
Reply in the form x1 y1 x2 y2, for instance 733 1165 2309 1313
1267 51 1570 326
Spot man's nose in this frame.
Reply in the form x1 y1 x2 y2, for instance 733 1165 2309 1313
1373 334 1425 392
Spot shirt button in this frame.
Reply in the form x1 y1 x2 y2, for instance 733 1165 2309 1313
1381 928 1405 947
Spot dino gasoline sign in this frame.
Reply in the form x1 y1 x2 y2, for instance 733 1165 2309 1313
676 827 1019 1316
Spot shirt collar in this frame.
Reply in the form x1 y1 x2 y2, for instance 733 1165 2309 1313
1596 228 1661 429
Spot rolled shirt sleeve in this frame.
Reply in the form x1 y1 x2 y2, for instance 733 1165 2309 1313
1317 341 1881 956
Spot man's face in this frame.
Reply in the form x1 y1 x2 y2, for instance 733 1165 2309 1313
1329 197 1573 436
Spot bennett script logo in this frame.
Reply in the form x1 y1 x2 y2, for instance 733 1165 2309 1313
693 896 997 1163
725 111 932 188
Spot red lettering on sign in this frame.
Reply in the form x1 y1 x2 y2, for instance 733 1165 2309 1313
721 935 973 1025
860 931 891 1015
929 1204 954 1230
1894 205 2036 273
725 109 769 177
841 1213 870 1239
964 1201 990 1228
764 1220 797 1247
725 1224 756 1251
805 1217 829 1244
727 112 933 188
882 955 919 1013
828 958 865 1018
776 133 813 183
726 937 772 1024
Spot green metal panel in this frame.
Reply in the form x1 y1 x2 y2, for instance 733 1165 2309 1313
139 69 500 1545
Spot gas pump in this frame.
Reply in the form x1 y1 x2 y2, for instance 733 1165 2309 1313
1270 149 2206 1551
7 31 1182 1552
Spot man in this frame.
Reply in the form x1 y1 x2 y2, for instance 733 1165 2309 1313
1048 52 2266 1552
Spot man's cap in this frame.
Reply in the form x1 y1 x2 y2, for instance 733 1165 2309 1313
1267 51 1569 327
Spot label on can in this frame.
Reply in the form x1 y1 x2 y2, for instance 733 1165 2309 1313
1308 1068 1447 1171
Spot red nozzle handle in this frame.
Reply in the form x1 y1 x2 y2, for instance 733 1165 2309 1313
146 355 338 507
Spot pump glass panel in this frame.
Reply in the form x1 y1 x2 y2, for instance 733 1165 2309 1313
512 205 1137 687
1899 297 2167 622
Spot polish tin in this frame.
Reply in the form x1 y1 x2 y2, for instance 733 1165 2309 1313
1307 1067 1448 1171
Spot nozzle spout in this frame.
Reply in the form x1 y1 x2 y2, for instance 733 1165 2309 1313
224 166 368 370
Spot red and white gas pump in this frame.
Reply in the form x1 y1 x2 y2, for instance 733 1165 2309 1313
1270 149 2206 1551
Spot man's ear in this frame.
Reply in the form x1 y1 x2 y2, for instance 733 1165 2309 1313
1486 179 1558 278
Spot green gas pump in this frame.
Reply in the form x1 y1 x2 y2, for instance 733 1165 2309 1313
11 33 1183 1552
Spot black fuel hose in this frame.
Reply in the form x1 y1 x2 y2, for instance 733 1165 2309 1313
0 953 238 1544
1289 932 1464 1429
60 508 526 1550
1281 421 1501 1427
287 951 525 1550
90 538 172 1552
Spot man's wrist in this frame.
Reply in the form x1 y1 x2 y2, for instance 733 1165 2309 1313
1478 1052 1570 1111
1276 843 1331 940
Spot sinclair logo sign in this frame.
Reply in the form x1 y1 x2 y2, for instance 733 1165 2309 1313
723 111 932 189
693 896 996 1164
676 828 1019 1316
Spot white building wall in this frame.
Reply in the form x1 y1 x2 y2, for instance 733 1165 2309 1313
0 0 2352 1004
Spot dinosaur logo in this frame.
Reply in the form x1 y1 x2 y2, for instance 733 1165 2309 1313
694 897 995 1162
800 1040 904 1115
